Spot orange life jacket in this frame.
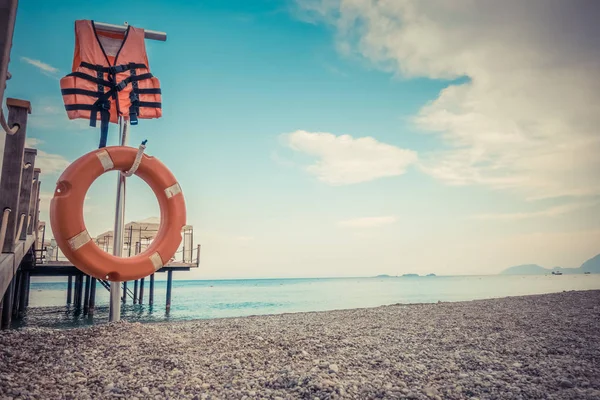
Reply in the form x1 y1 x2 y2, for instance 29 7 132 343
60 20 162 147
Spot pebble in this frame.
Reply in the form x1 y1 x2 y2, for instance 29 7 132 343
559 379 574 388
0 291 598 400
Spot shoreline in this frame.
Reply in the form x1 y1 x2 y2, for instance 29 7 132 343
2 290 599 399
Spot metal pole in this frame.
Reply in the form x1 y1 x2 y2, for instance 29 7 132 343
94 21 167 42
109 117 128 322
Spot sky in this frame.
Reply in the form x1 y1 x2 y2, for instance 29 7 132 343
1 0 599 279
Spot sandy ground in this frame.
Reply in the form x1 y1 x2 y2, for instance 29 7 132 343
1 290 599 400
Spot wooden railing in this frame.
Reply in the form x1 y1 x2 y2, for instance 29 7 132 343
0 98 43 329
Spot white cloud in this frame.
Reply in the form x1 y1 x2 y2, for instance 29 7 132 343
38 191 93 219
25 138 43 147
20 57 59 77
295 0 600 200
34 150 70 175
28 97 91 132
282 130 417 185
338 215 397 228
25 137 71 175
472 201 598 221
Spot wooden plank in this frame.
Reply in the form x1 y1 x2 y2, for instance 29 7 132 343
29 264 191 276
18 148 36 240
33 180 41 244
27 169 40 235
0 99 29 253
0 234 35 297
5 98 31 114
0 0 19 107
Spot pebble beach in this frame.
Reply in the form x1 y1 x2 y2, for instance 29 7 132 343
1 290 599 400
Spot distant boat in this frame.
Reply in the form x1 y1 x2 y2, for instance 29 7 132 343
584 272 591 275
551 271 563 275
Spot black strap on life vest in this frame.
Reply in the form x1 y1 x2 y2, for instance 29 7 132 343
62 61 159 148
96 69 110 148
80 61 147 74
129 67 139 125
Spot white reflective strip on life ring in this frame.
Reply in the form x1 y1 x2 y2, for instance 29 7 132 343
96 150 114 171
68 230 91 251
150 252 163 271
164 183 182 199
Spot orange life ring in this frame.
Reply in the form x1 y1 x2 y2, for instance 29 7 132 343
49 146 186 282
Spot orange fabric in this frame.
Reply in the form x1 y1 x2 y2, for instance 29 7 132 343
60 20 162 124
50 146 186 282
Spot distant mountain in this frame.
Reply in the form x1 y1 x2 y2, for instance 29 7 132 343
501 264 549 275
500 253 600 275
581 254 600 273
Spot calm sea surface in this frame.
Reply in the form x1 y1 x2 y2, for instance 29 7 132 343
15 274 600 329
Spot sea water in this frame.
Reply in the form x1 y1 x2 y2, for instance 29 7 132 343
15 274 600 329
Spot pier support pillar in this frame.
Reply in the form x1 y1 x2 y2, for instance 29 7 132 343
166 269 173 312
18 270 28 317
133 280 138 304
73 275 78 308
149 273 155 306
66 275 72 305
23 271 30 307
83 275 90 315
89 278 96 315
122 281 127 303
1 277 14 329
78 274 84 308
139 277 144 304
11 270 21 318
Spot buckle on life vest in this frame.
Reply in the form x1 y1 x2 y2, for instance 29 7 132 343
109 65 127 74
96 99 111 111
115 80 129 91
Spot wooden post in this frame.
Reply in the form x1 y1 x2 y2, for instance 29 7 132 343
1 276 14 328
166 269 173 312
18 269 28 315
122 281 127 303
17 148 36 241
74 274 82 308
0 0 18 107
33 186 42 246
27 169 40 236
133 279 138 304
83 275 90 314
23 271 30 307
17 270 27 316
0 99 31 253
11 269 20 317
89 278 96 315
149 273 155 306
66 275 72 304
77 274 84 308
72 275 78 307
139 277 144 304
